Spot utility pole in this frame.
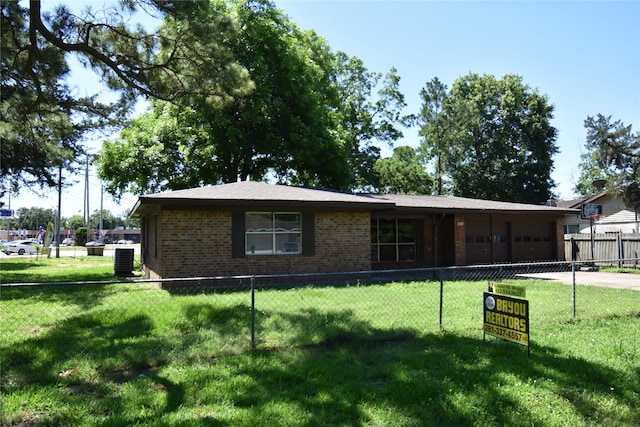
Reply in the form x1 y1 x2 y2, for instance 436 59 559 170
6 184 11 241
84 155 90 226
56 165 62 258
99 185 104 239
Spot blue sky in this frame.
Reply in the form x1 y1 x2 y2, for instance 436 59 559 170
10 0 640 218
277 0 640 198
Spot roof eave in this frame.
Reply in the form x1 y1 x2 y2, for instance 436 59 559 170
131 197 395 216
377 205 579 215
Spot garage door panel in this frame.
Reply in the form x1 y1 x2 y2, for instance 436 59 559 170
465 219 509 264
512 222 555 261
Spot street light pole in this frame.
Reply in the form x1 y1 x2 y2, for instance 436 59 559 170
100 185 104 239
56 164 62 258
84 155 90 226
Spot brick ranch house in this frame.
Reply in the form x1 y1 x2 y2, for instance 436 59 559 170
129 181 577 280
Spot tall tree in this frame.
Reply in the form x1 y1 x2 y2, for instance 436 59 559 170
574 147 610 197
1 0 252 196
64 215 86 230
578 114 640 210
13 207 56 231
440 73 558 204
332 54 413 190
1 1 117 193
418 77 450 195
97 101 205 197
210 1 345 187
374 146 433 194
97 0 341 194
88 209 121 230
97 0 410 196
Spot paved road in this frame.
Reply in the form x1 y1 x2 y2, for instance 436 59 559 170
0 244 141 259
518 271 640 291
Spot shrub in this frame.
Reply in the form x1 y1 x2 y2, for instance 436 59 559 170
75 227 88 246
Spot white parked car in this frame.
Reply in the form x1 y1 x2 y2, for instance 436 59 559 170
3 240 39 255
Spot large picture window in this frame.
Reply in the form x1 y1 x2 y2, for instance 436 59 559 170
246 212 301 255
371 218 416 262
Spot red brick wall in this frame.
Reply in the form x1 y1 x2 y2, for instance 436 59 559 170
314 211 371 272
144 209 371 279
555 216 566 261
454 215 467 266
151 210 232 278
141 209 569 280
144 215 161 280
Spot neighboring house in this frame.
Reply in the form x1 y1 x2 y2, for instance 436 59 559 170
559 191 639 234
129 181 576 280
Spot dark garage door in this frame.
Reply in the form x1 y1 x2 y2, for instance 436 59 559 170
465 218 510 264
511 221 555 262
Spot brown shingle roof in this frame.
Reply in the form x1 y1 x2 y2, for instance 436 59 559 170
556 199 582 209
559 191 609 209
131 181 578 217
131 181 394 216
367 193 575 213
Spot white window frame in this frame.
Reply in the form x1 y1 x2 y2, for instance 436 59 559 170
245 212 302 255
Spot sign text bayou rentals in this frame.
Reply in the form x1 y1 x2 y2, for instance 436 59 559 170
483 292 529 346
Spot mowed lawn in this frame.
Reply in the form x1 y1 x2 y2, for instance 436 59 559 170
1 257 639 426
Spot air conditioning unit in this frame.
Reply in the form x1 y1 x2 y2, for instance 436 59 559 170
114 248 135 276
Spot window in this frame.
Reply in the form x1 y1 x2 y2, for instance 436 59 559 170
245 212 301 255
371 218 416 262
565 224 580 234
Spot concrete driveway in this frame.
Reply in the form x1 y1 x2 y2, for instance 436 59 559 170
518 271 640 291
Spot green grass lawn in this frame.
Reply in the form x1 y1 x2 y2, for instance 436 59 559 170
1 257 639 426
0 253 143 283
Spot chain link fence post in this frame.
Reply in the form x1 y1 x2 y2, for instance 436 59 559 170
438 268 444 331
572 260 577 318
251 275 256 350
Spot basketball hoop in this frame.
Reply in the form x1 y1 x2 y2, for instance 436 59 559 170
589 213 605 262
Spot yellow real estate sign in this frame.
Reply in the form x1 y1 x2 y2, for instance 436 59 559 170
41 221 54 256
488 282 526 298
483 292 529 347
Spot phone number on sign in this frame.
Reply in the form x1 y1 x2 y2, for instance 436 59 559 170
484 324 528 345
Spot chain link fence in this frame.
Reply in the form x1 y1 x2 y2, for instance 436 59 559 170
2 259 639 362
2 258 639 425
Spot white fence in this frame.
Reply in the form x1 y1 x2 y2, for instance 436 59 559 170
565 232 640 267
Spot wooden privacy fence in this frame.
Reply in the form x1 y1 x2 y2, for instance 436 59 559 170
565 232 640 266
